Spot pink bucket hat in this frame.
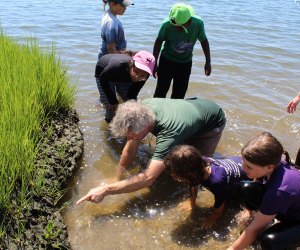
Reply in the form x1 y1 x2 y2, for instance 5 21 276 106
132 51 155 76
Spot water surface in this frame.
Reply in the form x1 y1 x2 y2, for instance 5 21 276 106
1 0 300 249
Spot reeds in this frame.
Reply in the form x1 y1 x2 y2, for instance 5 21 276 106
0 31 75 238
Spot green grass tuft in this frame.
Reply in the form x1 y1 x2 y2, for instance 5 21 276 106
0 30 76 241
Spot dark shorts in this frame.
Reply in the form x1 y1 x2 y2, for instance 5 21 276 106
184 122 226 157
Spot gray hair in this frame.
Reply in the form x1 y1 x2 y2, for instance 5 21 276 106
109 100 156 137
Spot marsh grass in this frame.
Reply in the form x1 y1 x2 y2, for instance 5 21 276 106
0 31 75 240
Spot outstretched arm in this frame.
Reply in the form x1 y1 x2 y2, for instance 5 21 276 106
76 159 165 205
227 211 275 250
200 38 211 76
287 92 300 113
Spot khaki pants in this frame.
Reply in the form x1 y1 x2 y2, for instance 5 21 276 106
184 122 226 157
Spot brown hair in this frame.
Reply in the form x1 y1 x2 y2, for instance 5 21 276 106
241 132 291 167
102 0 114 10
103 0 121 6
164 145 208 186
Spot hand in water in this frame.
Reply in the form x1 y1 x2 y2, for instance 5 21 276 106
76 184 108 205
76 175 126 205
116 166 132 181
235 209 255 226
178 186 198 212
198 216 217 230
177 199 194 212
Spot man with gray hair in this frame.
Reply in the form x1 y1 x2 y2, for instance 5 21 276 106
77 97 226 205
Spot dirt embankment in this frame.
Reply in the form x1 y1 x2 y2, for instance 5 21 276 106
3 109 84 249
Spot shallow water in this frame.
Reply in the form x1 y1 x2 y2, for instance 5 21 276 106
1 0 300 249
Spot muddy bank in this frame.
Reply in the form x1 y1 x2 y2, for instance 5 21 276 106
2 109 84 249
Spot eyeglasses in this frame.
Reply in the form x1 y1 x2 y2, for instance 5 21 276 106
131 63 149 82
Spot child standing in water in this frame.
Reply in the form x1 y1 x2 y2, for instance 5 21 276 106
228 132 300 250
164 145 249 229
96 0 134 121
98 0 133 58
95 51 155 122
152 3 211 99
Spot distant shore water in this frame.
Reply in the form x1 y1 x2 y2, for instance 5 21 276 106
1 0 299 249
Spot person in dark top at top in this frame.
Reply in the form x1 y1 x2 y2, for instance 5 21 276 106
95 51 155 122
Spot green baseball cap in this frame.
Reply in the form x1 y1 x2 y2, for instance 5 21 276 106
169 3 194 26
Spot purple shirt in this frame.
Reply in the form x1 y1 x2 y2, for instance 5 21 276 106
259 162 300 220
202 156 249 208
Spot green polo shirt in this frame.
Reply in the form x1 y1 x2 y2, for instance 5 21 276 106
157 16 207 63
143 98 225 160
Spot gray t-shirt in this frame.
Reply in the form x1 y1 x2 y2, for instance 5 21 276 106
98 10 127 58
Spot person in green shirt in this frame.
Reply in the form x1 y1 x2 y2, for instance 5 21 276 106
76 98 225 205
153 3 211 99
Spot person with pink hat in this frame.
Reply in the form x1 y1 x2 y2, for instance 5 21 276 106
95 51 155 122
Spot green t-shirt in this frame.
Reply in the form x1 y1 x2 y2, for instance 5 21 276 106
157 16 207 63
143 98 225 160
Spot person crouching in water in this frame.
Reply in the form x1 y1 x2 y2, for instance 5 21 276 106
164 144 250 229
95 51 155 122
227 132 300 250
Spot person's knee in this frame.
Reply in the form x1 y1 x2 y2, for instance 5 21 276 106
259 231 297 250
240 181 265 210
260 233 276 250
240 181 265 194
